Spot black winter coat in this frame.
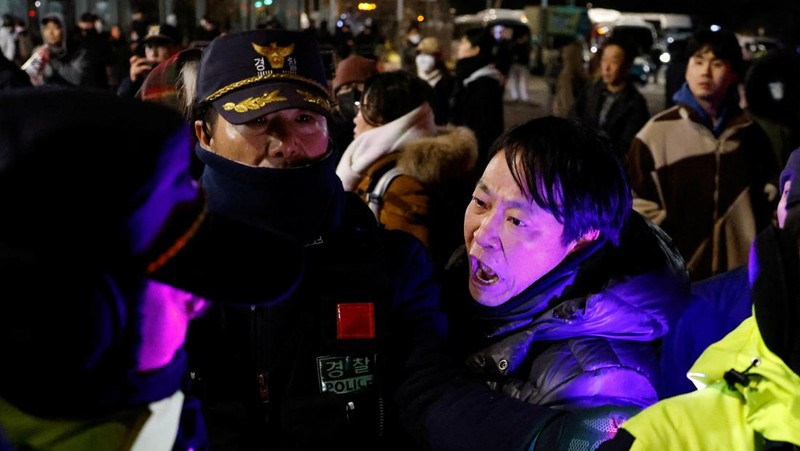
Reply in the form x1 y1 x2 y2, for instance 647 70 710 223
572 79 651 158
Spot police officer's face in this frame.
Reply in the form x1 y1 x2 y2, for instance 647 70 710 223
198 108 330 168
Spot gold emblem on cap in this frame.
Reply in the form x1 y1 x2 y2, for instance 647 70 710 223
222 90 287 113
206 73 329 103
297 89 332 111
252 42 295 69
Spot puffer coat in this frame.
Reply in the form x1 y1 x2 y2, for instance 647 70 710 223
444 212 691 410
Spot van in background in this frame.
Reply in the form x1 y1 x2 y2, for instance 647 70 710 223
453 6 590 74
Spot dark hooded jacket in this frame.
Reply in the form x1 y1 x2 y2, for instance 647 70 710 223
36 13 91 87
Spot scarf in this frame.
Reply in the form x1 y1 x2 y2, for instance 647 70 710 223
336 103 436 191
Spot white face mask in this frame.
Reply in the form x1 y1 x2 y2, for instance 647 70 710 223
408 34 421 45
415 54 435 73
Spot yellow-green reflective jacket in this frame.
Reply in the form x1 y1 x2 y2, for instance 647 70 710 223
621 315 800 450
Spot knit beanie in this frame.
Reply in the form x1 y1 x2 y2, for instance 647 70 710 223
332 54 378 93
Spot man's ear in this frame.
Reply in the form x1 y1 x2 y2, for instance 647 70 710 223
567 229 601 254
194 120 212 150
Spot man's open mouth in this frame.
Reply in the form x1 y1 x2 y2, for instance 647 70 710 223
472 258 499 285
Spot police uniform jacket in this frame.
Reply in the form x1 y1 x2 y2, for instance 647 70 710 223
187 147 447 450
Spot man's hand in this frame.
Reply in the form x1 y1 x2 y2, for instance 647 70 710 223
128 55 155 82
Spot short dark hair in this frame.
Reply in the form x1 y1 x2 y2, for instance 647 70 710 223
601 35 638 66
462 27 495 61
687 29 745 77
360 70 434 126
489 116 631 245
79 12 98 23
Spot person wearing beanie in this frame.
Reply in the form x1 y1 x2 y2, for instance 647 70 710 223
332 53 378 94
599 147 800 451
415 36 454 125
330 53 378 156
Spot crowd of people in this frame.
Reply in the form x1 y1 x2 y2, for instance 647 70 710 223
1 11 800 451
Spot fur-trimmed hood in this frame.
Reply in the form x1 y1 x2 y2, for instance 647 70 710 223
336 102 478 191
396 125 478 186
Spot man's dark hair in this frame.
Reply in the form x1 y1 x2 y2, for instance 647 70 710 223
462 27 495 61
601 35 638 66
490 116 632 245
687 29 745 77
360 70 434 126
79 12 98 23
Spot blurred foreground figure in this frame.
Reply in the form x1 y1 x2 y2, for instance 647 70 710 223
0 87 303 450
598 148 800 451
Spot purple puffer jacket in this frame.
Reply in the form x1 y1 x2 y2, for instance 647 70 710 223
463 211 691 410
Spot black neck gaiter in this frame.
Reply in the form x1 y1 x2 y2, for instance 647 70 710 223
196 144 346 246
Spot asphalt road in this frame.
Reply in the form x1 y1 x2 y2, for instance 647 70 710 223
504 73 668 130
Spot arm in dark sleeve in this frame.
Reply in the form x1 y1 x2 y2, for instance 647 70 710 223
628 138 666 225
387 232 641 451
384 231 562 450
617 95 650 158
116 75 141 97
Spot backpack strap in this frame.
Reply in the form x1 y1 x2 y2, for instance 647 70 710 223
355 152 404 221
367 166 405 220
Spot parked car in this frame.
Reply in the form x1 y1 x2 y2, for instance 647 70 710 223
737 34 784 62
